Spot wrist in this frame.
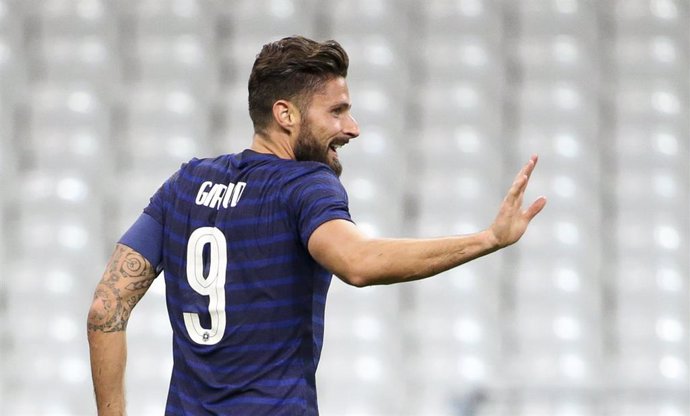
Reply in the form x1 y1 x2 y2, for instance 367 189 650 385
481 229 502 252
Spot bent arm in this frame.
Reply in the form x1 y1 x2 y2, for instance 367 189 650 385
309 220 500 286
308 155 546 287
87 244 157 415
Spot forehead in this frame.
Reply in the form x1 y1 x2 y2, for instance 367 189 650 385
310 77 351 108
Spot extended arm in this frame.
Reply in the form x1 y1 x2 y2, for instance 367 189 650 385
87 244 157 415
308 155 547 287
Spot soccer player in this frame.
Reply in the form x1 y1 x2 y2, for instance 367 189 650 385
87 36 546 415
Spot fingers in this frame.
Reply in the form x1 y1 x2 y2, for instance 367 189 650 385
524 196 547 220
513 154 537 179
508 155 538 201
520 155 538 186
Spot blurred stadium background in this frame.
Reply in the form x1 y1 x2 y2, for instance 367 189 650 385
0 0 688 414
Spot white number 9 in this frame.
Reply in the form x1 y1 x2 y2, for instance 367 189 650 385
183 227 227 345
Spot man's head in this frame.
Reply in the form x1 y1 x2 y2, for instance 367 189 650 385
248 36 359 176
248 36 349 134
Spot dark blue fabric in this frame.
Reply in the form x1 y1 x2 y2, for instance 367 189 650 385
120 150 351 415
118 213 164 274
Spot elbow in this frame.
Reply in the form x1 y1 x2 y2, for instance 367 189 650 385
87 292 127 334
338 273 370 288
335 262 377 288
87 299 106 335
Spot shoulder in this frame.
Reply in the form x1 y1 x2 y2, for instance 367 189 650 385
165 154 241 185
281 161 342 191
178 154 236 174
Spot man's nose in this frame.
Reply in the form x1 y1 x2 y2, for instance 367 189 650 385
344 113 360 138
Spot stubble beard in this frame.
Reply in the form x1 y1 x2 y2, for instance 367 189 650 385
293 121 343 177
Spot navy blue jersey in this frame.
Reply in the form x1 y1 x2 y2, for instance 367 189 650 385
119 150 352 415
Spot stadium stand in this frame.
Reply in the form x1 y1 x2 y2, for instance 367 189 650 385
0 0 687 414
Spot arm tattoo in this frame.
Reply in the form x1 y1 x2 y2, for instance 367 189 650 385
87 245 157 333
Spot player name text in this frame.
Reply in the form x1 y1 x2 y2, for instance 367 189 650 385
195 181 247 209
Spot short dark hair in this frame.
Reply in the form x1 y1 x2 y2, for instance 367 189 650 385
248 36 349 133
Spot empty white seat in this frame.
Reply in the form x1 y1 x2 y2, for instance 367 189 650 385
614 80 689 125
419 0 503 37
418 80 503 128
614 256 689 301
613 0 688 36
30 127 112 177
613 348 688 389
514 35 599 82
508 347 601 388
415 124 503 171
126 0 216 40
32 36 121 91
420 35 504 84
132 35 219 96
212 81 255 153
317 347 404 414
334 35 409 86
516 0 599 38
228 0 318 38
33 0 116 38
0 36 28 105
517 81 599 125
615 35 688 78
614 124 689 169
14 210 105 259
346 80 407 129
0 0 23 39
121 84 211 169
110 167 175 236
26 82 110 154
614 209 688 256
513 260 601 307
329 0 408 37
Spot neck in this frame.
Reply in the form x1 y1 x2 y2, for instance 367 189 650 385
250 131 296 160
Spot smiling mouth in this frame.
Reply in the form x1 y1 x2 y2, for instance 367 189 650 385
329 140 349 153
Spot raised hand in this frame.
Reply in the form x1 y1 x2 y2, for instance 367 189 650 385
488 155 547 248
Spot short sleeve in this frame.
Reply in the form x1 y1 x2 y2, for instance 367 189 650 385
118 213 164 274
117 169 180 273
286 166 353 247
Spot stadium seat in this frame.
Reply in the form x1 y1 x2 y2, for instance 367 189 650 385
31 36 120 93
613 0 688 36
514 35 598 82
418 80 503 128
615 34 688 78
32 0 116 38
120 83 211 169
129 33 219 96
515 0 599 38
420 35 504 84
209 80 254 154
125 0 216 40
419 0 503 37
328 0 408 38
0 35 27 106
227 0 318 38
1 1 689 414
26 82 110 157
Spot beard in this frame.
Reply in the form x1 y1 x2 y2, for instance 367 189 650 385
293 121 343 177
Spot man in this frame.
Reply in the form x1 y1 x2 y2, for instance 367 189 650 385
87 36 546 415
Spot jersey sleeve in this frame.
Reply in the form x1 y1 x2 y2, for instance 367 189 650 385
118 213 164 274
117 168 181 274
286 166 353 247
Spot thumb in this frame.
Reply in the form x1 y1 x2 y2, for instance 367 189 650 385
524 196 547 220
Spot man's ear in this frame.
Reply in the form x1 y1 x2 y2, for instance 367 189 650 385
272 100 301 133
